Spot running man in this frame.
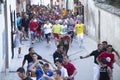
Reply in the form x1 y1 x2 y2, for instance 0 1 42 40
75 20 85 48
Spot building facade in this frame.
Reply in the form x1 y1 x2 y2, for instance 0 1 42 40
0 0 16 80
83 0 120 65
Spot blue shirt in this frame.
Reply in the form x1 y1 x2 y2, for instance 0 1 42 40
67 24 75 31
39 70 54 80
17 17 21 27
36 69 43 80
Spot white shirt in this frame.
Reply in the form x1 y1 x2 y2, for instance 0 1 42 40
60 25 67 34
60 66 68 78
44 23 52 34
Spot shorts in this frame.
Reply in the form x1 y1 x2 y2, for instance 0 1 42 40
53 33 59 39
36 30 42 35
30 31 36 35
45 33 51 39
63 35 70 39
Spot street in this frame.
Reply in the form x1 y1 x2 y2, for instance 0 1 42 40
6 36 120 80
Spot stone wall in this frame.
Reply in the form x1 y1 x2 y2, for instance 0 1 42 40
84 0 120 66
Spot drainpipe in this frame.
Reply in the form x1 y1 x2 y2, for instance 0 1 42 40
98 10 101 43
4 0 9 69
85 0 89 35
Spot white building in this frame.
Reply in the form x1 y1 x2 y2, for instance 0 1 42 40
83 0 120 65
30 0 51 6
0 0 16 79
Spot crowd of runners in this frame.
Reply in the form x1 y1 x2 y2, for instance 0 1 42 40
15 4 120 80
15 4 84 57
15 4 83 80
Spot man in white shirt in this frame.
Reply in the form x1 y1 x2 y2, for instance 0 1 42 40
43 21 52 46
55 58 68 80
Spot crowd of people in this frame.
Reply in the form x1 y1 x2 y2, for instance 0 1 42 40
15 4 82 80
15 4 120 80
15 4 84 57
17 46 77 80
80 41 120 80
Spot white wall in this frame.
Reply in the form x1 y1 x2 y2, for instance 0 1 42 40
84 0 98 40
100 9 120 52
0 0 17 72
6 0 16 67
0 3 5 73
84 0 120 65
0 2 9 80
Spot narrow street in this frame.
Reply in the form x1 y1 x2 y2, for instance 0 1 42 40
6 36 120 80
0 0 120 80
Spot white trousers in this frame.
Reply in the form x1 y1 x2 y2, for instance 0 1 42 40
76 33 83 46
93 63 100 80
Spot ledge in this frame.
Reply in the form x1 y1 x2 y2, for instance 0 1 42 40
95 2 120 16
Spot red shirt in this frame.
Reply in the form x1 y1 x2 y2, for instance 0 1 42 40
29 21 38 32
98 52 114 69
62 62 76 76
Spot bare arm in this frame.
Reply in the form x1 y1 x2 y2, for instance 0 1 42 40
96 57 101 66
42 58 51 64
29 61 38 73
50 63 57 70
20 31 23 44
107 67 113 80
80 54 91 59
22 58 26 67
68 70 77 79
42 74 54 80
113 50 120 59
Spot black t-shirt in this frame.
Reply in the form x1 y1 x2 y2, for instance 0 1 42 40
90 50 103 64
99 66 109 80
23 77 33 80
24 53 42 63
53 51 63 63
